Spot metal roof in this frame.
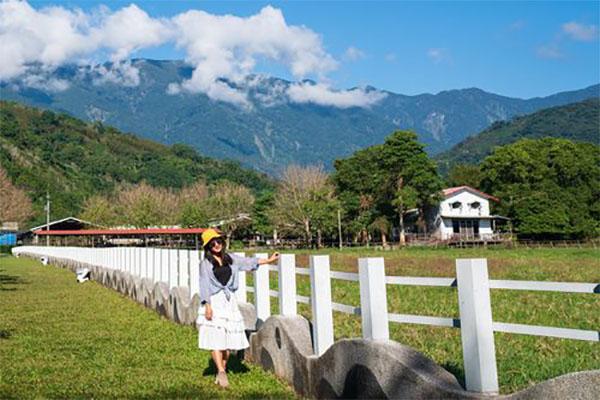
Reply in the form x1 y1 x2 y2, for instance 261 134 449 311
30 216 100 232
34 228 206 236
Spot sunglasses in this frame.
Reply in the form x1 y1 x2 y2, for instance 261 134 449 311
210 238 224 248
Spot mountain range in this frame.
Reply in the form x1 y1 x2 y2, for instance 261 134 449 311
1 59 598 175
436 98 600 174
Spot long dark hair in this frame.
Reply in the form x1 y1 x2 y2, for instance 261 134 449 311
203 239 232 269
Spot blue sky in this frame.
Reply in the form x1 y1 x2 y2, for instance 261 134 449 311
18 1 600 98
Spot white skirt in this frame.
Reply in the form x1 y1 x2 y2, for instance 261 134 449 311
196 290 249 351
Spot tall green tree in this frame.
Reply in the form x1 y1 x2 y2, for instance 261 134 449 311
446 164 483 188
480 138 600 238
333 130 443 244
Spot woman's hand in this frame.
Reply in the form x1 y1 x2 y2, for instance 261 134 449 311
268 252 280 263
258 252 281 266
205 304 213 321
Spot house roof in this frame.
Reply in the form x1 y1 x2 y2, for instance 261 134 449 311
439 214 510 220
34 228 206 236
29 217 101 232
442 186 499 202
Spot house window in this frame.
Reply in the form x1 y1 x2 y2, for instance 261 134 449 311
452 220 460 233
451 201 461 209
471 202 481 209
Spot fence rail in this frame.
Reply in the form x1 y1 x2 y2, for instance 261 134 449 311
11 245 598 395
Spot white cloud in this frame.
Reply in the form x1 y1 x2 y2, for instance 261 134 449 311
22 73 70 92
536 44 563 59
168 6 337 105
92 4 172 62
384 52 397 62
286 82 387 108
0 0 170 86
427 48 450 64
562 21 599 42
343 46 365 61
0 1 386 109
0 0 93 79
89 60 141 87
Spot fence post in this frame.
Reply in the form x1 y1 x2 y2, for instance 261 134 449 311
310 255 334 356
136 247 142 276
127 247 133 274
169 249 179 288
160 249 169 283
456 258 499 394
148 248 155 282
254 252 270 325
189 250 200 298
358 257 389 340
279 254 297 316
179 249 190 290
140 248 147 278
233 252 247 303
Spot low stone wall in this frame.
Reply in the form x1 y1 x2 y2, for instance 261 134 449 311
20 253 599 399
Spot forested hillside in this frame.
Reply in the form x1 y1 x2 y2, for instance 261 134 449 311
0 101 274 227
3 59 598 174
436 98 600 174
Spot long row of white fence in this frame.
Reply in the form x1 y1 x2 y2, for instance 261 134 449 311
12 246 599 394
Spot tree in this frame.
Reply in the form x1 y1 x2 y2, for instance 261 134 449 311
79 195 118 227
0 167 33 227
333 130 443 243
115 182 179 228
178 179 209 228
252 190 276 239
369 216 391 247
357 194 374 246
480 138 600 239
391 177 419 246
270 165 339 248
206 181 255 248
379 131 443 229
446 164 483 188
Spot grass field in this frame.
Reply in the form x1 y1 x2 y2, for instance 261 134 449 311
248 247 600 394
0 255 297 399
2 248 598 397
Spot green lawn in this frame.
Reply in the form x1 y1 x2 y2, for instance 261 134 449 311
0 255 297 399
248 247 600 394
3 248 598 397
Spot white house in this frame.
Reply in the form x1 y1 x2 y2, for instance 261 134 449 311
431 186 507 241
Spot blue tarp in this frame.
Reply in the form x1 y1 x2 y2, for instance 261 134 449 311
0 233 16 245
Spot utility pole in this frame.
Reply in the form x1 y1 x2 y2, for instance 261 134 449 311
45 192 50 246
337 209 343 250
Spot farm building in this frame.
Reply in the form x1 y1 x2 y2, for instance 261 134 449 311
430 186 509 241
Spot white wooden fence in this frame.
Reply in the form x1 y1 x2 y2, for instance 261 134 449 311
12 246 599 394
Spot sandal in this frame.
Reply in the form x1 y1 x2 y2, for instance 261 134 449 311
215 371 229 388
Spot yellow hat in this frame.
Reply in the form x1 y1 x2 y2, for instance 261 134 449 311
201 228 222 248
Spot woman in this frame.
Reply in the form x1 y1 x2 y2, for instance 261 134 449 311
196 228 279 388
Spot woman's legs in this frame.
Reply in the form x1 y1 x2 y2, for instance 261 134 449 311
211 350 226 372
212 349 230 387
222 350 230 370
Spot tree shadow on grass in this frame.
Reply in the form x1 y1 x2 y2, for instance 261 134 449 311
0 268 28 291
202 351 250 376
